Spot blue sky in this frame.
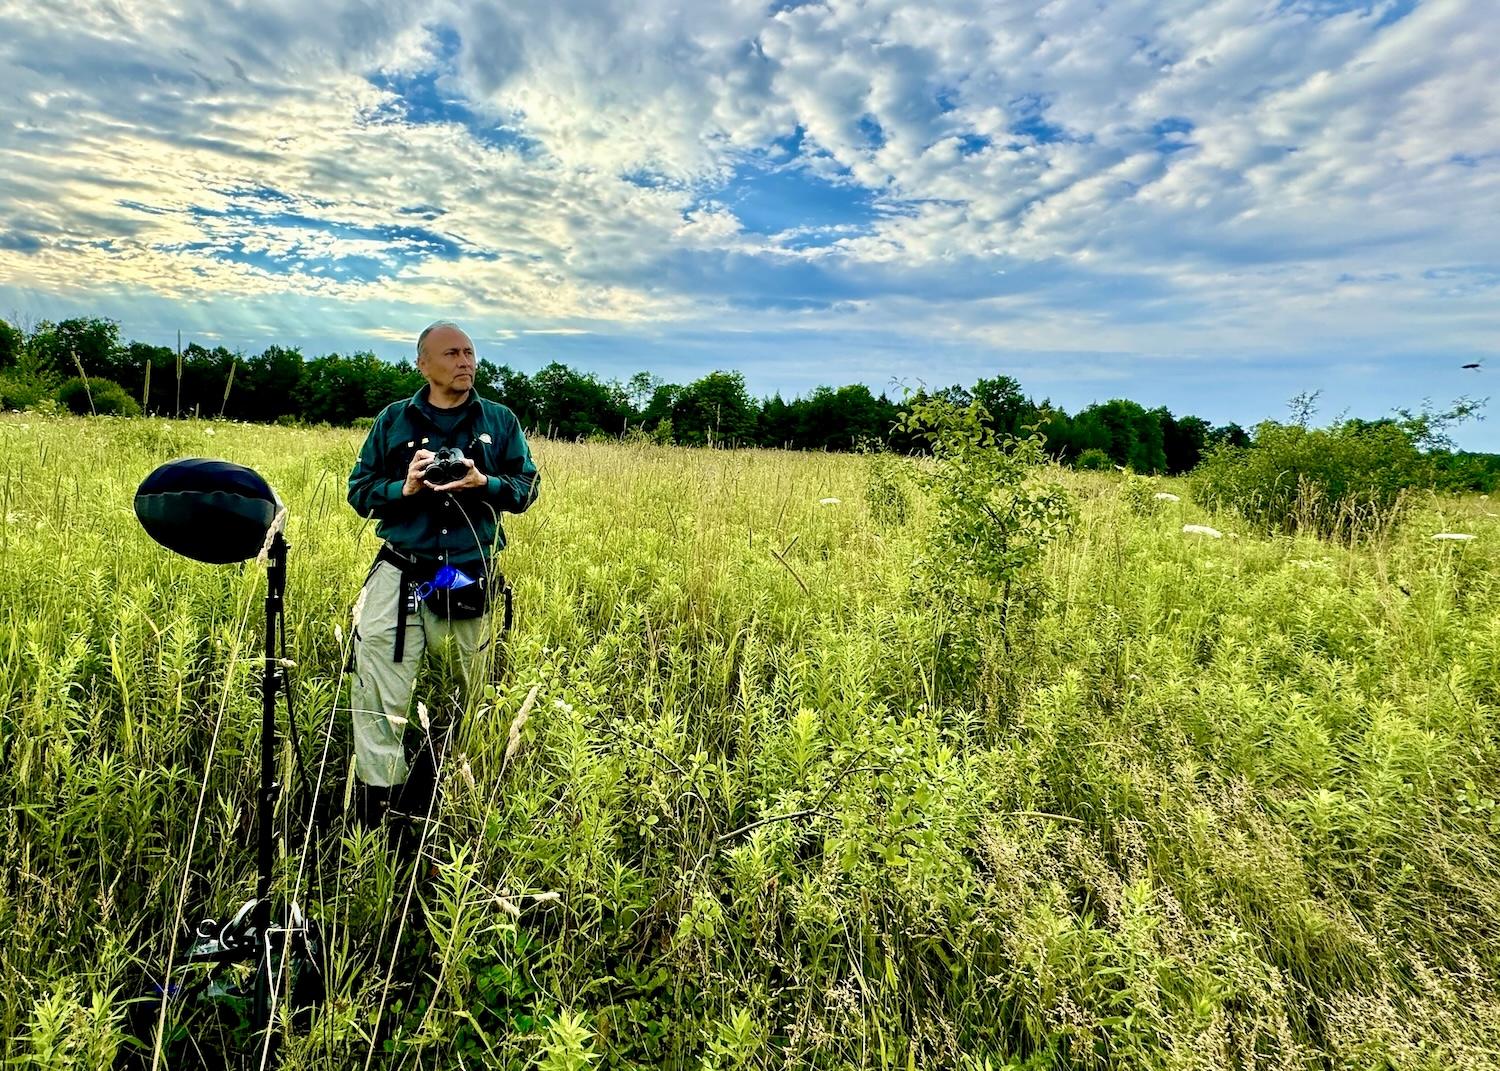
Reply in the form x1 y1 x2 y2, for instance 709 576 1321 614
1 0 1497 445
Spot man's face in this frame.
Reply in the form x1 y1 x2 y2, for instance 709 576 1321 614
418 326 476 395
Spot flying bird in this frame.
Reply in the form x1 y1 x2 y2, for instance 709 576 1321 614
1462 362 1483 370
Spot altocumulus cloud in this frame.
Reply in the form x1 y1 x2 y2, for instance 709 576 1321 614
0 0 1497 441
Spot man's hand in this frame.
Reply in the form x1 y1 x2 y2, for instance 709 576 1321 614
425 458 487 493
402 449 435 496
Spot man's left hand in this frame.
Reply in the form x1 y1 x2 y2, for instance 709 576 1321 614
425 458 487 493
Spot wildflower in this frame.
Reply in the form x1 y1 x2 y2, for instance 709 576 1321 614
1154 492 1181 502
1432 533 1476 541
1182 524 1223 538
819 497 840 505
204 427 216 436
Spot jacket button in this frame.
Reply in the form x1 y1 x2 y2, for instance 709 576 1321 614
442 529 448 535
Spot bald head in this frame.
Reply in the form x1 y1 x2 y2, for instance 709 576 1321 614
417 320 466 360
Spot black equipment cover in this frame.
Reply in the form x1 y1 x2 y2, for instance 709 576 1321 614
134 457 282 563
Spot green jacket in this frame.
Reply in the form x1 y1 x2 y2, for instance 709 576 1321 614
347 386 540 566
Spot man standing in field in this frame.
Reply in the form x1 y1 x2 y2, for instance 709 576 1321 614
346 320 540 843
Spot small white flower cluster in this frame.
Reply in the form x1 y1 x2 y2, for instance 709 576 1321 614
1182 524 1223 539
819 497 840 506
1432 533 1476 541
1154 492 1181 502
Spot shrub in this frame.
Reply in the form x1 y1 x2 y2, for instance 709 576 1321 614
862 448 910 526
0 371 54 411
1192 419 1428 539
1075 447 1112 471
0 345 60 411
1121 473 1167 515
56 376 141 418
900 396 1073 695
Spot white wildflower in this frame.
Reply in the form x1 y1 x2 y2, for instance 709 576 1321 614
1154 492 1181 502
1182 524 1223 538
204 427 215 436
819 497 840 506
1432 533 1476 541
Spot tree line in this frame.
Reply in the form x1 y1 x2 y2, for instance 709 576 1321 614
2 316 1495 486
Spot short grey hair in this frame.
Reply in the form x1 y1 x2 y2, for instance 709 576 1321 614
417 320 466 358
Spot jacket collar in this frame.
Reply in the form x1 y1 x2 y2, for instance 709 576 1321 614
404 384 480 427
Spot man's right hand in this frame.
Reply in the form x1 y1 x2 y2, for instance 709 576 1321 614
402 449 436 496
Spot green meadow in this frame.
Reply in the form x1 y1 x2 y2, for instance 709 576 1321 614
3 412 1499 1069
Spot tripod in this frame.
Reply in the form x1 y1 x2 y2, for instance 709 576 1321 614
176 531 324 1032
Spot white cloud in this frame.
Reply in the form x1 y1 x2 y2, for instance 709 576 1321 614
0 0 1497 436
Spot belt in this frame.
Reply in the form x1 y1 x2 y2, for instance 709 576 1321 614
375 544 440 663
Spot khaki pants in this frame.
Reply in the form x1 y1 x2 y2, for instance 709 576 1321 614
349 560 494 788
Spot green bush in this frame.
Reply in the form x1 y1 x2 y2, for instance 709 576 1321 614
0 344 61 411
1121 473 1167 515
56 377 141 418
1192 419 1428 539
1075 447 1112 471
862 448 910 526
900 396 1073 697
0 371 55 411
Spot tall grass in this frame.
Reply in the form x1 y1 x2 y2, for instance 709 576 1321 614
2 412 1499 1068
